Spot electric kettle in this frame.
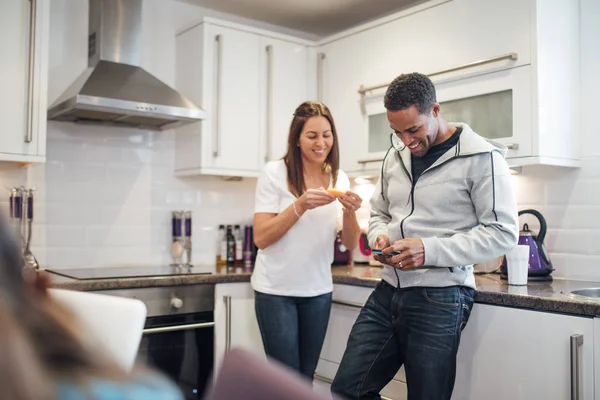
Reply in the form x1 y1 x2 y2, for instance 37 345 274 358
501 209 554 282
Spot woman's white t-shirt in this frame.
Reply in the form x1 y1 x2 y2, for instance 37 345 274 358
251 160 350 297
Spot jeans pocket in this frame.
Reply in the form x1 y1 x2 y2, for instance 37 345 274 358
459 289 475 331
422 287 460 308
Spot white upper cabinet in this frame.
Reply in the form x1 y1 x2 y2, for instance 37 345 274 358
0 0 49 163
318 0 580 174
175 19 312 178
260 36 309 163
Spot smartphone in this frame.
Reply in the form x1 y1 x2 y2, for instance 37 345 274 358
372 249 400 257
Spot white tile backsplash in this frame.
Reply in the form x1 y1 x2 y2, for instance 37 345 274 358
0 122 256 268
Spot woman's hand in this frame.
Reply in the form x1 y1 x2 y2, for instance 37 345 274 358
295 188 335 214
338 191 362 213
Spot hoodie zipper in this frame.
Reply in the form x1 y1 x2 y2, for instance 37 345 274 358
397 149 471 273
396 151 414 240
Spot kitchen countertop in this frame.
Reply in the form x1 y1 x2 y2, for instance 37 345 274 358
46 265 600 317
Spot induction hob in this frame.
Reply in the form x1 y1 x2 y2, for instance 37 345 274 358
45 266 212 280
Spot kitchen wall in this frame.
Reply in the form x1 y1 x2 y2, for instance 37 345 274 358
351 0 600 281
508 0 600 281
1 0 598 279
0 0 259 268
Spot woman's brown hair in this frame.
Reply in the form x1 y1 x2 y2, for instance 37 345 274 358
283 101 340 198
0 214 125 400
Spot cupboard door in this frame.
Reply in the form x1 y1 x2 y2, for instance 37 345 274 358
261 37 309 163
0 0 48 161
207 25 262 174
454 304 594 399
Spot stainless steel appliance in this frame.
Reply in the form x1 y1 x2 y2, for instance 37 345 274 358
47 0 206 130
96 285 214 400
45 267 215 399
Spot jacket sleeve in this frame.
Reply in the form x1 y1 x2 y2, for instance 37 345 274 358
367 165 392 248
421 151 519 267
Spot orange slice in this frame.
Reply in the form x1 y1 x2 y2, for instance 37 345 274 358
327 188 345 198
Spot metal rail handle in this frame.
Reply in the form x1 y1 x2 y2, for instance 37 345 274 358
25 0 37 144
358 52 518 95
224 295 232 352
570 334 583 400
317 52 326 101
265 45 273 162
505 143 519 150
332 299 364 309
213 35 223 158
143 322 215 335
313 373 392 400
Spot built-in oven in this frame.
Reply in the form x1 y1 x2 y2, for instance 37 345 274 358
95 285 215 400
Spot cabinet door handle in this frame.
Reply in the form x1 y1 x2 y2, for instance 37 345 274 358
213 34 223 158
570 334 583 400
265 45 273 162
317 52 326 101
505 143 519 150
25 0 38 144
224 295 232 352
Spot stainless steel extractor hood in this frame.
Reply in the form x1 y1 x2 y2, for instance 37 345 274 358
47 0 206 130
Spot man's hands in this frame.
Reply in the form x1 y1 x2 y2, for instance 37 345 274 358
374 236 425 271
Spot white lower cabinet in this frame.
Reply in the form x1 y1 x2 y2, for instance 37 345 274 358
453 303 594 400
315 284 407 399
213 283 265 373
214 282 597 399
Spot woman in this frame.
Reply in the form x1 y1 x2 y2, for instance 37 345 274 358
0 215 183 400
252 101 362 380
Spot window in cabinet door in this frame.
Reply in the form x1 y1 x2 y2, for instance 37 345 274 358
440 89 513 141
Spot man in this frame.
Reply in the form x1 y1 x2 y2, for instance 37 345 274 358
331 72 519 400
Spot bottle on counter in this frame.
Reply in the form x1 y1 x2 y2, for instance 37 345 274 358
183 211 192 267
170 211 184 266
243 225 253 271
217 225 226 268
226 225 235 271
234 224 243 267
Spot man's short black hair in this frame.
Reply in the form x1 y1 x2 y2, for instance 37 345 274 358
384 72 437 114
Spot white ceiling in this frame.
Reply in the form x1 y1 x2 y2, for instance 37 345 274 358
181 0 427 38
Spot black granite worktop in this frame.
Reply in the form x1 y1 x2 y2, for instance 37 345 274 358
46 265 600 317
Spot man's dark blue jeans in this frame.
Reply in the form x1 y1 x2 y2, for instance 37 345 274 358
254 290 332 380
331 280 475 400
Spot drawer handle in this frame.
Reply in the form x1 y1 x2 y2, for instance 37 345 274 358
332 299 364 309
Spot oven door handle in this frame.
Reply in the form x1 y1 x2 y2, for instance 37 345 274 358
143 321 215 335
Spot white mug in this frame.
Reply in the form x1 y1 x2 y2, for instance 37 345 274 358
506 245 530 286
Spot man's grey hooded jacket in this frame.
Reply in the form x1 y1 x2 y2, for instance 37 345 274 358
368 123 519 289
